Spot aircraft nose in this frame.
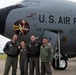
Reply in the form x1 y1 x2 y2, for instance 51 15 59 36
0 4 23 35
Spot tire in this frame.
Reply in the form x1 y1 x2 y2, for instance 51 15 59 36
52 57 67 70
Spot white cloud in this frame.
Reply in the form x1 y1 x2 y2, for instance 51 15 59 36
0 0 23 9
0 35 10 53
0 0 76 9
68 0 76 2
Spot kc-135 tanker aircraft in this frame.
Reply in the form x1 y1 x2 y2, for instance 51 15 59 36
0 0 76 70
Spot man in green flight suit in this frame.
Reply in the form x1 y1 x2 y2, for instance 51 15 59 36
40 37 54 75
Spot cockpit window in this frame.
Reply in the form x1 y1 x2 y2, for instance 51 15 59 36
31 1 40 6
21 1 40 7
21 1 31 7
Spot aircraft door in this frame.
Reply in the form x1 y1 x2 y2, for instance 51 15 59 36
43 30 57 50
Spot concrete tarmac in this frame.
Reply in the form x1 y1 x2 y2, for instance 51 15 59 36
0 58 76 75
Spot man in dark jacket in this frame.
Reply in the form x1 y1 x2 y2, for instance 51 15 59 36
3 34 21 75
28 35 41 75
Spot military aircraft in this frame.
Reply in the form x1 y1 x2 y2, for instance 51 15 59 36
0 0 76 70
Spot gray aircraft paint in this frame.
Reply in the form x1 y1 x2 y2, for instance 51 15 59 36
4 0 76 53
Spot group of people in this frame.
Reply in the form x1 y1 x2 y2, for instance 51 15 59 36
3 34 54 75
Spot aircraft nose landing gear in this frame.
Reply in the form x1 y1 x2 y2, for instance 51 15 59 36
52 57 67 70
52 32 68 70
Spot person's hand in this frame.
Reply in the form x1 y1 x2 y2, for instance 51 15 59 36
48 43 51 45
49 62 51 65
18 46 21 49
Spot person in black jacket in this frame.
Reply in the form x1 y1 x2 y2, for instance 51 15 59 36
3 34 21 75
28 35 41 75
20 41 28 75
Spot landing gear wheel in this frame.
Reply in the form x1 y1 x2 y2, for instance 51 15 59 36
52 57 67 70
